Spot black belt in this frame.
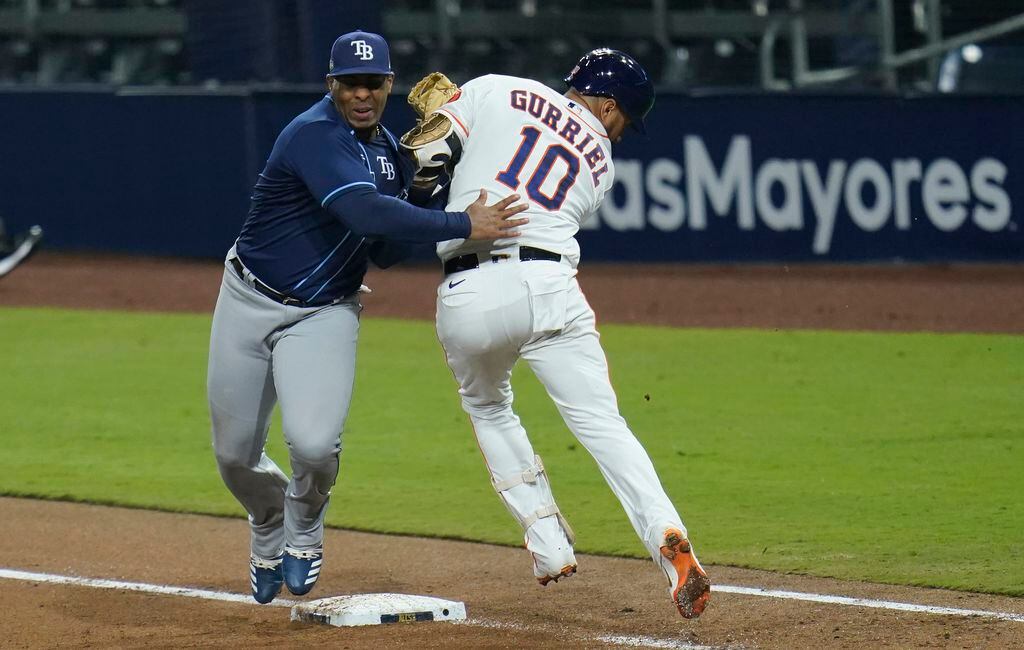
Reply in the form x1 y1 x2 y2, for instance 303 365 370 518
230 257 310 307
443 246 561 275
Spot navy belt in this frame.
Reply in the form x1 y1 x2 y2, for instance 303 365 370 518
443 246 561 276
230 257 313 307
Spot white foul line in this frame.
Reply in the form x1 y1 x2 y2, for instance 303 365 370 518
1 567 1022 650
714 584 1024 623
0 568 707 649
0 568 294 608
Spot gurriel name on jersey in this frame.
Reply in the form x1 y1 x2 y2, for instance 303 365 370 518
508 89 610 186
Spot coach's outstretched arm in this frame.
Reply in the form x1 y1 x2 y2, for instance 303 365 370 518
326 186 527 242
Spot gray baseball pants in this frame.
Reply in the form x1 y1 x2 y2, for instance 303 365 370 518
207 258 360 560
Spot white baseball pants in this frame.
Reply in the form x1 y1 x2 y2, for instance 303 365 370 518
435 257 687 567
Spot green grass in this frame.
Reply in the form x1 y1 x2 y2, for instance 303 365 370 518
1 307 1022 595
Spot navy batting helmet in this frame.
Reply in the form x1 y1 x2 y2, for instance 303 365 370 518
564 48 655 134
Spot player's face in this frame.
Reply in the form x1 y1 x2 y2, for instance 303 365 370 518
602 101 630 143
594 98 629 143
328 74 394 132
605 110 630 143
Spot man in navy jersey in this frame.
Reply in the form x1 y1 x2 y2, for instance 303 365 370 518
207 30 527 605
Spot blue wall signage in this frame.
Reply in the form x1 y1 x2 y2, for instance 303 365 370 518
0 89 1018 262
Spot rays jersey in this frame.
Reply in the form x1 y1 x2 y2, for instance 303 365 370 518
434 74 614 267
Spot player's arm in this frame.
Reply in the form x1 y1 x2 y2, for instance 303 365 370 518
400 73 472 200
368 184 453 268
327 186 524 242
372 179 453 270
327 186 467 242
401 113 462 203
289 120 521 242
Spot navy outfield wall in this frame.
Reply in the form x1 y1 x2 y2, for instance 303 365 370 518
0 88 1019 261
602 93 1021 262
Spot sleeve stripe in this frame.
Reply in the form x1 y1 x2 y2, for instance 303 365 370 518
321 181 376 207
436 108 469 138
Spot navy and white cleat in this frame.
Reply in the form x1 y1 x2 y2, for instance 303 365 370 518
249 554 284 604
283 546 324 596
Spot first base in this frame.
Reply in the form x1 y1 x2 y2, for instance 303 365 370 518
290 593 467 627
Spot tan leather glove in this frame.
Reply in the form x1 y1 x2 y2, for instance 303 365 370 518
407 72 461 119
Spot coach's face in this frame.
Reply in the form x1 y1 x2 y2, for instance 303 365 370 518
328 74 394 135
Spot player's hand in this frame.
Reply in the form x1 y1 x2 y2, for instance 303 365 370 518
465 189 529 240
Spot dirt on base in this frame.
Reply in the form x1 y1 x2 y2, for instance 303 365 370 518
1 253 1022 649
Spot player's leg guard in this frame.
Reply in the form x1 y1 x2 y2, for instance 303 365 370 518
491 454 578 584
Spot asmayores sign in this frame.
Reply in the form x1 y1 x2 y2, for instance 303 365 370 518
577 95 1022 262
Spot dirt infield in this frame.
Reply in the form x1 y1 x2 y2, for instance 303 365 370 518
2 252 1023 332
1 253 1022 649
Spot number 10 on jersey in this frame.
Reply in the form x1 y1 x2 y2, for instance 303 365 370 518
496 126 581 211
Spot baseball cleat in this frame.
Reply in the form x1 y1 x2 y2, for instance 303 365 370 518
659 528 711 619
249 554 284 604
537 563 577 586
527 515 577 586
282 546 324 596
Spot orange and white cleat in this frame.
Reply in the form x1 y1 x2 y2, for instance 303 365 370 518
537 563 577 586
525 510 577 586
659 528 711 619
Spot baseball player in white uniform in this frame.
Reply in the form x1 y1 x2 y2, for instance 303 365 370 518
401 49 711 619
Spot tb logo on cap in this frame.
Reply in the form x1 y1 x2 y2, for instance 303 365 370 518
351 40 374 60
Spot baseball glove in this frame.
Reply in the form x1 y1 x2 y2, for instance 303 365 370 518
407 72 461 119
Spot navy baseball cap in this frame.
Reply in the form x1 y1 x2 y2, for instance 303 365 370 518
328 30 393 77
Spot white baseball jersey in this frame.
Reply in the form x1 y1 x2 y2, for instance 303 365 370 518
432 74 689 591
434 74 615 266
